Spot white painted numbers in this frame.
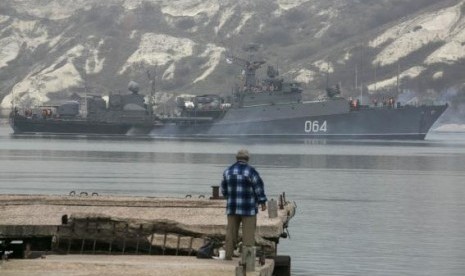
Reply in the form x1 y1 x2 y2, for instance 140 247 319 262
304 120 327 133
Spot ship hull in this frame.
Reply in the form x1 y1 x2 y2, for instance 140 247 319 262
153 104 448 140
9 116 153 135
10 103 448 140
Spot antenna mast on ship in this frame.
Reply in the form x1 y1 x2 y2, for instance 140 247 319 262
11 87 15 111
146 65 157 117
225 44 265 90
359 44 364 105
82 47 90 118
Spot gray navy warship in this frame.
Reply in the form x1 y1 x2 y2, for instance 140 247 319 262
9 47 447 140
153 46 447 140
10 81 158 135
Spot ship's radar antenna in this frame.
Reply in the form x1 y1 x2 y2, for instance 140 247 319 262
225 44 266 89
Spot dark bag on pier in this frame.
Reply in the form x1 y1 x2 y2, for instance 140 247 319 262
196 240 215 259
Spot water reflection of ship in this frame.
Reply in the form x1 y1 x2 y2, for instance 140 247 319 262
10 45 447 139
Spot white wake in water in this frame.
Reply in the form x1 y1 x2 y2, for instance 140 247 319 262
433 124 465 132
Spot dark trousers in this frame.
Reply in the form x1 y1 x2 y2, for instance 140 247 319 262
225 214 256 260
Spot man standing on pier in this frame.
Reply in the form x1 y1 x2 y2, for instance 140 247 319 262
221 149 267 260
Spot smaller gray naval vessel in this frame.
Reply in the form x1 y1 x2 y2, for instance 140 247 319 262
10 81 158 135
153 46 447 140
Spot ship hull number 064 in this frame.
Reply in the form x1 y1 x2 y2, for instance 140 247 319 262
304 120 327 133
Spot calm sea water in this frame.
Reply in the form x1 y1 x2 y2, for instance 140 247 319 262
1 123 465 276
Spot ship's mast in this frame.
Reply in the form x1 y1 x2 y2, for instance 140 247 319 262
82 47 89 118
11 88 15 111
146 66 157 117
396 61 400 97
354 66 358 97
359 45 364 105
225 44 265 90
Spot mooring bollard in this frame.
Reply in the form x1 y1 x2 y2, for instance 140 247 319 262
210 185 221 199
279 194 284 210
268 198 278 218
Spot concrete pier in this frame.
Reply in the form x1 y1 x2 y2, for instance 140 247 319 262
0 255 275 276
0 194 295 275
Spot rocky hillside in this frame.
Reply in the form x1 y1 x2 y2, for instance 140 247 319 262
0 0 464 124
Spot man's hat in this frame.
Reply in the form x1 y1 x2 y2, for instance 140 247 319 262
236 149 250 161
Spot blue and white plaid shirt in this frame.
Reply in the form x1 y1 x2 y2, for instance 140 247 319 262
221 161 267 216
